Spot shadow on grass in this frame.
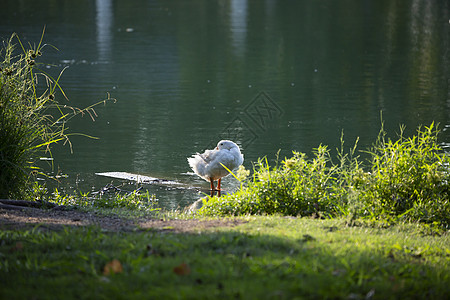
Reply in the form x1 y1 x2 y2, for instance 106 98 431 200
0 220 448 299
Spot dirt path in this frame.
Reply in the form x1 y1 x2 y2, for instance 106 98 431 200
0 208 244 233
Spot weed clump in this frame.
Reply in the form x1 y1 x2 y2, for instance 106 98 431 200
0 33 57 199
198 123 450 229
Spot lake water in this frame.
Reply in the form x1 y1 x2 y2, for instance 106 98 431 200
1 0 449 208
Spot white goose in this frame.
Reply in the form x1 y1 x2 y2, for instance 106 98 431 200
188 140 244 192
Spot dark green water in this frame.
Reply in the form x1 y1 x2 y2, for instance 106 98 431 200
1 0 449 207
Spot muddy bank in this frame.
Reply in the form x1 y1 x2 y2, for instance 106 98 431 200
0 207 244 233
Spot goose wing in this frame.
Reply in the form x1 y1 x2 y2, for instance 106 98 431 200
188 149 221 181
188 147 243 182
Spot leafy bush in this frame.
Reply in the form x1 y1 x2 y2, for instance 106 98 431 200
199 145 350 218
198 123 450 228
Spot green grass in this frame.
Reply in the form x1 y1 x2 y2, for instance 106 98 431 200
50 186 160 212
0 216 448 299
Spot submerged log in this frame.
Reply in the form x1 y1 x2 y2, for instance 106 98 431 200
95 172 181 186
95 171 223 196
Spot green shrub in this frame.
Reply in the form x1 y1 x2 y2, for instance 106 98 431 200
199 145 350 218
198 123 450 228
356 123 449 227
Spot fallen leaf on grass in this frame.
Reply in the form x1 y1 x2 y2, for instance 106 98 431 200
103 259 123 275
10 242 24 253
173 263 190 276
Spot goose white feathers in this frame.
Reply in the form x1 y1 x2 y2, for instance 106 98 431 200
188 140 244 191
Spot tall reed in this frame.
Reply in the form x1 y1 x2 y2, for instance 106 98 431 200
0 31 113 199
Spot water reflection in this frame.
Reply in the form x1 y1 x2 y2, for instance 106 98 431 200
230 0 247 56
96 0 113 61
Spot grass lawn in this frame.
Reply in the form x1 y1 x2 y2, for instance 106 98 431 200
0 215 448 299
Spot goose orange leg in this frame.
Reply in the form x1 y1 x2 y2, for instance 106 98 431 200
209 178 216 197
217 178 222 191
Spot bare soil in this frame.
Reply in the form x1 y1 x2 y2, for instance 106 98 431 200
0 207 245 233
